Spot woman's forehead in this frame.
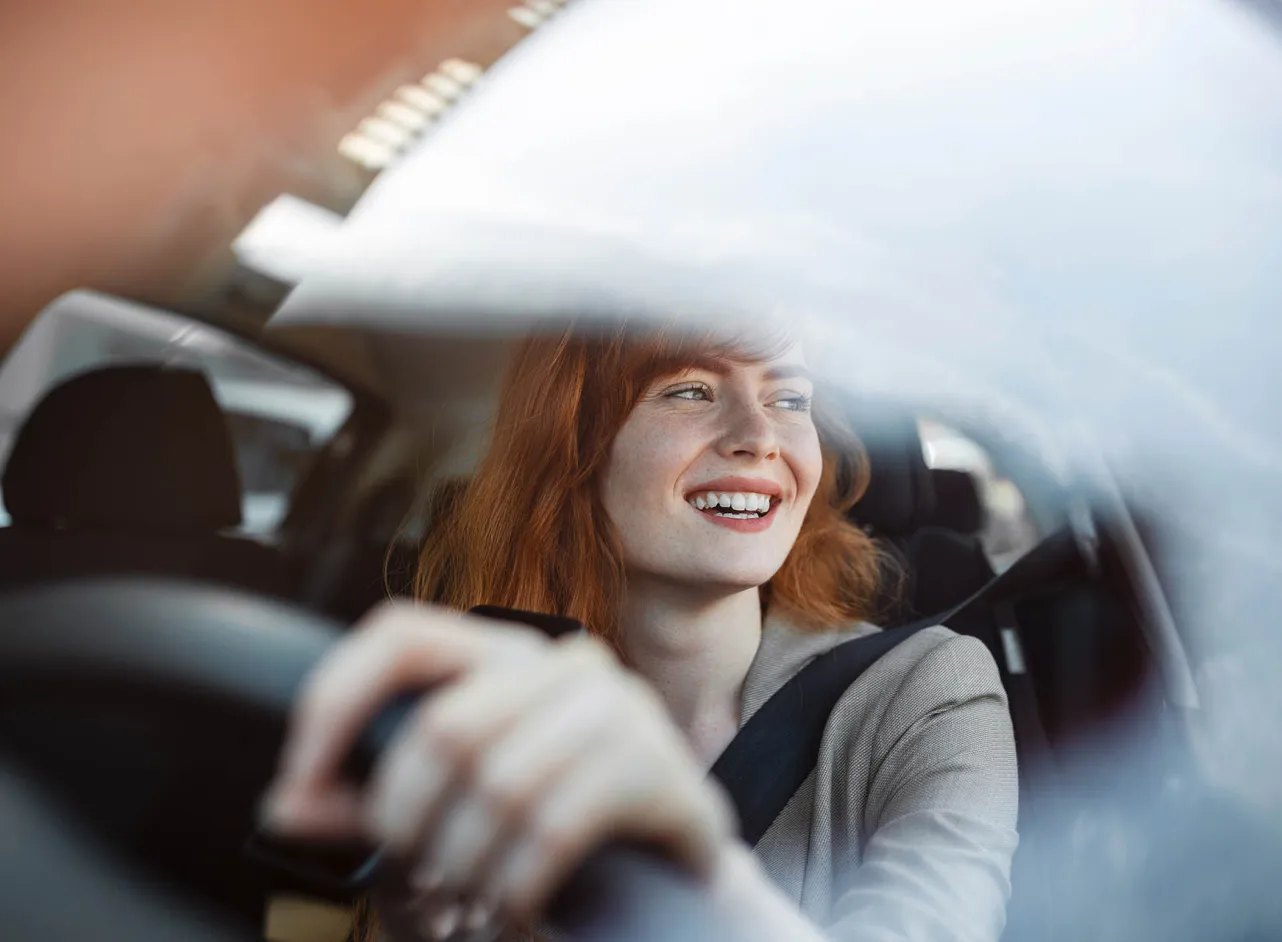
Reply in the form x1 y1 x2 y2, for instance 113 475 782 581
766 342 808 369
675 340 809 377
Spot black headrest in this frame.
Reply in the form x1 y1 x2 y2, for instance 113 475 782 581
847 408 936 536
929 469 985 535
3 365 242 532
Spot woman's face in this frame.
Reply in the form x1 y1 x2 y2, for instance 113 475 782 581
599 344 824 593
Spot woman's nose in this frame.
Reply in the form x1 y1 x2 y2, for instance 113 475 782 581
716 402 780 461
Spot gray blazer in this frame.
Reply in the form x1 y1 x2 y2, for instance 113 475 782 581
745 614 1019 941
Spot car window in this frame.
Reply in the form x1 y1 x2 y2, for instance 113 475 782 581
0 291 353 537
918 417 1039 571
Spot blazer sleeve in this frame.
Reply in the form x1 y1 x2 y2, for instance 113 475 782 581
827 631 1020 942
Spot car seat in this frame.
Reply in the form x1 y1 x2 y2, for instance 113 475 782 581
910 468 996 616
929 468 986 534
0 364 295 597
847 410 995 625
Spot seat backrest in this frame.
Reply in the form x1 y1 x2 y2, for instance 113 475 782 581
907 524 995 616
848 410 993 624
847 409 937 539
928 468 986 535
0 364 294 598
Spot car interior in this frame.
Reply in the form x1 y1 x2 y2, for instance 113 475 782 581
5 0 1281 938
0 289 1190 941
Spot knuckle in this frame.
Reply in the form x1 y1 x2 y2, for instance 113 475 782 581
474 756 536 821
531 814 584 865
295 666 351 726
358 599 416 635
472 613 548 649
413 703 480 766
566 633 613 664
558 635 620 680
700 780 737 838
364 600 460 647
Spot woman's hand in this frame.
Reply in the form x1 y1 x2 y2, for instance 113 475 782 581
262 602 735 933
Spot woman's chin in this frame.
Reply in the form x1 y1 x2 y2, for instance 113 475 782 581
650 565 783 596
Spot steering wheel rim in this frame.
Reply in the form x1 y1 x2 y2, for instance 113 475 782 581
0 577 339 714
0 577 741 942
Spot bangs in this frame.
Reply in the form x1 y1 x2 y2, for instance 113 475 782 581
609 324 798 394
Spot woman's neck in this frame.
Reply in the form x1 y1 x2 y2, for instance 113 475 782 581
616 581 764 766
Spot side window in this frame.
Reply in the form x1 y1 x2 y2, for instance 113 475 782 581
0 291 353 537
917 418 1039 570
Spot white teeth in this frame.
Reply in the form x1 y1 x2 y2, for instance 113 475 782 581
688 491 775 514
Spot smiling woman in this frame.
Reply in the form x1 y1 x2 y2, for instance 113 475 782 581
415 326 883 647
266 324 1018 942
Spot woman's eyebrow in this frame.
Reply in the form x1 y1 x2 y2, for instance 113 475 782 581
762 365 812 382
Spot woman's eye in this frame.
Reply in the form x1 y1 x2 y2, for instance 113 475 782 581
667 385 712 402
771 394 814 413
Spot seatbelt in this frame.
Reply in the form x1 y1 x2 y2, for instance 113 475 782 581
708 621 929 846
710 527 1081 846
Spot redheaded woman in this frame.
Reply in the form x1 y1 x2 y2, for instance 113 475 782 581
264 327 1018 942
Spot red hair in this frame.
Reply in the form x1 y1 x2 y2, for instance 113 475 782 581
413 325 885 644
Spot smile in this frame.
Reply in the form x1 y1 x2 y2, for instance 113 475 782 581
689 491 774 517
686 491 780 532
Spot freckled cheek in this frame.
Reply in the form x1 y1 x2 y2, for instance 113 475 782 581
610 424 701 507
784 430 824 504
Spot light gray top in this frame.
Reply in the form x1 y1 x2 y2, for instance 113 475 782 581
377 615 1019 942
743 614 1019 942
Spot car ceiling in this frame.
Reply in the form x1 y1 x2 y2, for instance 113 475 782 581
0 0 537 358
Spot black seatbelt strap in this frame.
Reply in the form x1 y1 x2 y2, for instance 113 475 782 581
708 621 929 846
708 528 1083 846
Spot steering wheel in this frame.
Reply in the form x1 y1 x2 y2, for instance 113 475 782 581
0 578 739 942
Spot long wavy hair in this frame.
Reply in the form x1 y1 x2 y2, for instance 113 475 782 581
412 324 884 640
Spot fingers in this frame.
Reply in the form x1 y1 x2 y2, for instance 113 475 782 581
421 903 462 941
260 781 366 840
376 878 481 942
482 732 733 920
373 637 733 920
366 635 614 854
271 613 731 928
401 877 481 942
268 603 547 827
422 668 621 890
